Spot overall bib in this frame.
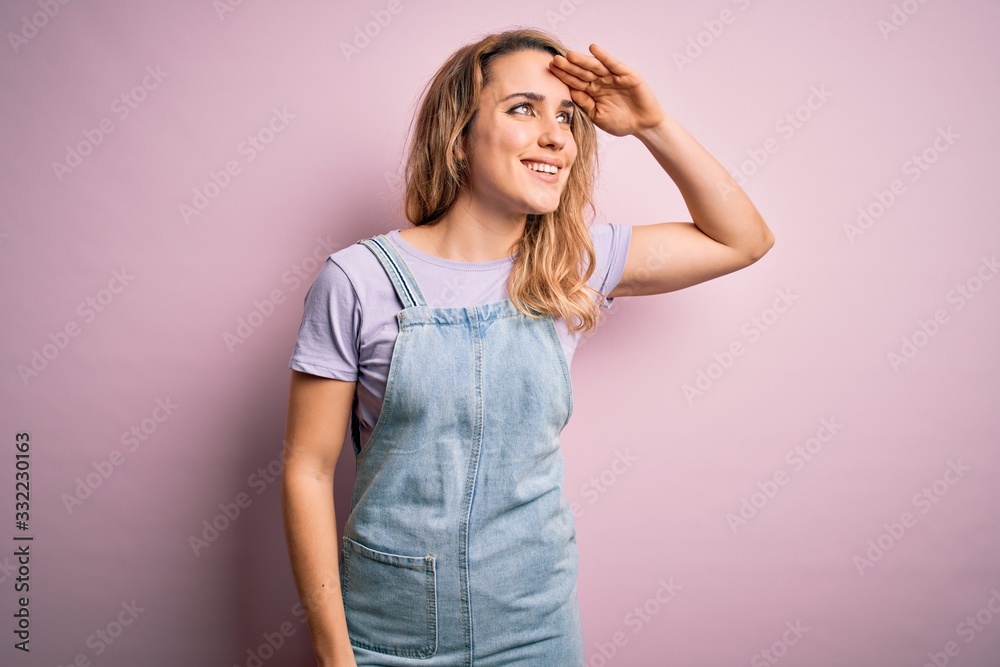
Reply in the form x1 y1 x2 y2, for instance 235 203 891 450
340 234 585 666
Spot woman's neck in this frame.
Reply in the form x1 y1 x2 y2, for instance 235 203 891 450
402 203 526 262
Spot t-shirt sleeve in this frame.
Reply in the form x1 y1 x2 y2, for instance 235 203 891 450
589 222 633 309
288 258 361 381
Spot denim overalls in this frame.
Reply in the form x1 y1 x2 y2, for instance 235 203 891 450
340 234 585 666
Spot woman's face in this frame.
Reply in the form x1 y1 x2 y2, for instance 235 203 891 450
461 48 579 218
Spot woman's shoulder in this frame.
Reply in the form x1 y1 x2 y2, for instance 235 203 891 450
326 234 392 277
300 234 396 310
588 221 630 247
586 222 633 307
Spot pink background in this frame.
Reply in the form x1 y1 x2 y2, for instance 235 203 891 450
3 1 999 665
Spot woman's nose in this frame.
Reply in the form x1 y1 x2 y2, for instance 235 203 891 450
538 119 567 150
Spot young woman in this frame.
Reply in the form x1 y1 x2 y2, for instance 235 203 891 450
282 28 773 667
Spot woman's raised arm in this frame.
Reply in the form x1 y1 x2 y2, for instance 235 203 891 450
549 43 774 296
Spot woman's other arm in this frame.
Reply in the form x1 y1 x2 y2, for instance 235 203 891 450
281 370 358 667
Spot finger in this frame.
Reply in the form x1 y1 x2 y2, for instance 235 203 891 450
562 49 611 78
550 54 598 84
588 43 632 76
567 88 595 118
548 59 593 91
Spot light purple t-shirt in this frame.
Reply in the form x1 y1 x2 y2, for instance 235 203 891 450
289 223 632 451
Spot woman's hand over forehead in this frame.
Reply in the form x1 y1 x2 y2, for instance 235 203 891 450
548 43 666 138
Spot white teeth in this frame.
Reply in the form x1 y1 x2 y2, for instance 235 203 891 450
523 161 558 174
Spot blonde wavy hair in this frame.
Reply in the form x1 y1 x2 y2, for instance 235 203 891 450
401 27 607 334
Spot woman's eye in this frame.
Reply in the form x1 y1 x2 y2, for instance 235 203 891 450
509 103 573 125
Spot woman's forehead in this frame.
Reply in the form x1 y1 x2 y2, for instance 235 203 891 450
485 51 572 102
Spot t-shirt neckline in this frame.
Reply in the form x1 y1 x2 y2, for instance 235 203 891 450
388 229 516 271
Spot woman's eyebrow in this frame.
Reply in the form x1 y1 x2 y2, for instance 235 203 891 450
499 92 574 109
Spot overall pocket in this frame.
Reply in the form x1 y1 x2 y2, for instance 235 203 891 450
341 535 438 658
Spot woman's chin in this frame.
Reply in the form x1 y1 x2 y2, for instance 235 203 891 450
523 193 562 215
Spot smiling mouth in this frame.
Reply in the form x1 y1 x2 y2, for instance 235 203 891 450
521 160 560 182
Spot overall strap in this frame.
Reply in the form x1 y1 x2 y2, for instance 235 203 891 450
357 234 427 308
